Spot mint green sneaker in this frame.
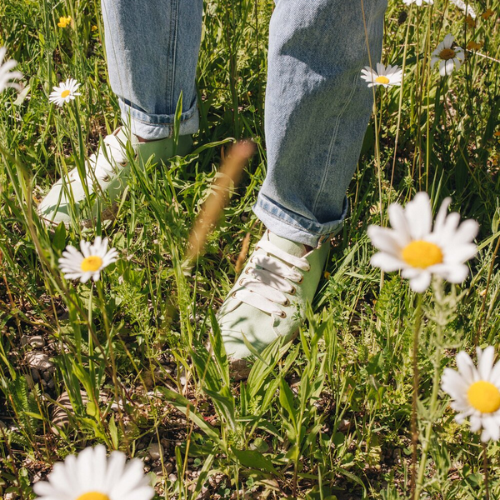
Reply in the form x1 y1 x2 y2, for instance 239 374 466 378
37 128 192 226
217 230 330 379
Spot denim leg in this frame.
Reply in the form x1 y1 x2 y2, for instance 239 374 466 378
254 0 387 247
101 0 203 140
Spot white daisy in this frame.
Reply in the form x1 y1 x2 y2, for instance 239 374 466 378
360 63 403 88
431 34 465 76
59 236 118 283
368 192 479 292
33 445 154 500
0 46 22 93
402 0 433 5
442 347 500 442
49 78 81 106
450 0 477 19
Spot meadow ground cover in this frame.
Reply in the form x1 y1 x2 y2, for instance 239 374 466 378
0 0 499 499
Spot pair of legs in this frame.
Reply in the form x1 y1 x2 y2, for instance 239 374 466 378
102 0 387 247
42 0 387 367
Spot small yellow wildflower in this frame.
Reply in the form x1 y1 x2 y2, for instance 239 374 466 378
482 9 495 20
91 25 98 32
466 40 483 50
57 16 72 28
324 271 331 280
494 131 500 137
465 15 476 28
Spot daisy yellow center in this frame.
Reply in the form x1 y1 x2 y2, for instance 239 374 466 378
439 48 456 60
61 89 71 98
401 240 443 269
375 75 390 85
76 493 110 500
467 381 500 414
80 256 103 272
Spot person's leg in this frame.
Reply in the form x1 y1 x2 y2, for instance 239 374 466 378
102 0 202 140
255 0 387 247
38 0 203 226
219 0 387 372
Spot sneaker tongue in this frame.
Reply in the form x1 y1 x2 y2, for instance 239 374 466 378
267 231 308 258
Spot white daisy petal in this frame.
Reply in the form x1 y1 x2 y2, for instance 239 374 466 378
429 263 469 284
109 459 150 498
121 486 156 500
408 271 431 292
367 226 403 255
0 46 22 93
405 192 432 240
443 34 454 48
34 447 153 500
456 351 476 385
388 202 412 243
370 252 406 272
470 414 482 432
442 368 468 397
433 197 451 233
105 451 127 490
483 417 500 441
479 346 495 381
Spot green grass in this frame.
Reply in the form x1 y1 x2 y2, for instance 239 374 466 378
0 0 499 498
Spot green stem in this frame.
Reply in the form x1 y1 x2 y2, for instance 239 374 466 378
410 293 424 500
484 441 490 500
416 280 445 495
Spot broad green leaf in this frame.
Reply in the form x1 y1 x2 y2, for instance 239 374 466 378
231 447 277 474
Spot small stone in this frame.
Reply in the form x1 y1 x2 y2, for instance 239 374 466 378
26 352 54 371
149 442 164 460
338 419 351 432
23 335 45 348
31 368 41 381
168 473 177 483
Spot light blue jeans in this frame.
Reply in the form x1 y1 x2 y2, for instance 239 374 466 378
102 0 387 247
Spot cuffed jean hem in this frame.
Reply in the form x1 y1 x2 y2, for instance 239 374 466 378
118 97 200 140
253 194 348 248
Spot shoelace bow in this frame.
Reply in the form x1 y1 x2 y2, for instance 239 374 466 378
233 239 310 317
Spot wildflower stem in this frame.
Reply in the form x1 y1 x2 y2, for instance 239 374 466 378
416 278 445 495
410 293 424 500
483 441 490 500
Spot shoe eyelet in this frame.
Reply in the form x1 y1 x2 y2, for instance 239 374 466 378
289 286 296 295
279 311 286 319
283 299 290 307
102 175 110 182
120 161 127 167
239 278 245 286
296 275 304 284
232 292 237 298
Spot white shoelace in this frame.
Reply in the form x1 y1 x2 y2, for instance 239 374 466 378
232 239 310 317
